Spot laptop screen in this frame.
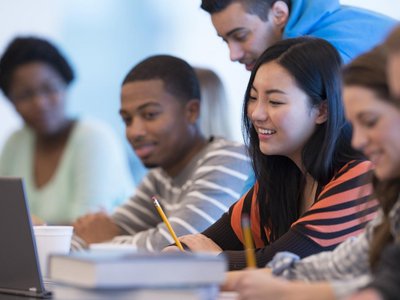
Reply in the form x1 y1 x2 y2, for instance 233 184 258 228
0 177 51 298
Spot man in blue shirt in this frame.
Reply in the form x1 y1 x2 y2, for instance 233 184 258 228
201 0 396 195
201 0 396 69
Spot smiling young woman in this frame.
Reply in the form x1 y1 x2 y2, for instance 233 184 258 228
165 37 377 271
227 44 400 300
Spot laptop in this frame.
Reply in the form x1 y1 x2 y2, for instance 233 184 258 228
0 177 52 298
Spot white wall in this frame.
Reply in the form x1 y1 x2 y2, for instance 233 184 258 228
1 0 399 152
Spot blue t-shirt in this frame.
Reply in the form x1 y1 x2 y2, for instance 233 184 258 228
284 0 396 63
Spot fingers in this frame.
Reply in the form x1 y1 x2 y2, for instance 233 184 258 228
162 245 182 253
31 214 46 226
221 270 244 291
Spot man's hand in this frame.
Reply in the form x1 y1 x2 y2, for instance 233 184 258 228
73 212 122 244
31 214 46 225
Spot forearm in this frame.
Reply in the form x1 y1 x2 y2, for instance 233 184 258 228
233 270 337 300
225 228 326 271
284 281 336 300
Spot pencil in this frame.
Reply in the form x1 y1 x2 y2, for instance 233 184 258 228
242 214 256 268
152 196 185 252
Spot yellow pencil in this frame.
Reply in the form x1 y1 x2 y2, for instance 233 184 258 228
152 196 185 252
242 214 256 268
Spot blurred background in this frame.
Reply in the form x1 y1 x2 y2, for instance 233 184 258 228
1 0 399 182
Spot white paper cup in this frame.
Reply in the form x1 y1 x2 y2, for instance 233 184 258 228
33 226 73 278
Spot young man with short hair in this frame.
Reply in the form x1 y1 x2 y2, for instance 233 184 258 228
201 0 396 69
72 55 252 251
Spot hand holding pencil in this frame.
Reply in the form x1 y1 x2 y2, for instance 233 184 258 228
242 214 257 268
152 196 185 252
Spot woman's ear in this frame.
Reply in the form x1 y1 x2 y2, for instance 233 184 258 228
315 100 328 124
185 99 201 124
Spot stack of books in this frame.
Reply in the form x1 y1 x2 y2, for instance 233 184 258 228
48 251 227 300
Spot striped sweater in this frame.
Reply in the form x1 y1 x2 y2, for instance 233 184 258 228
202 160 378 270
110 137 252 251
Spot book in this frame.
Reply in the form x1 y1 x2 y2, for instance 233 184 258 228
52 284 219 300
48 251 227 289
217 291 239 300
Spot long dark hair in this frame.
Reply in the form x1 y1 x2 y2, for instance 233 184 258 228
342 45 400 269
243 37 363 242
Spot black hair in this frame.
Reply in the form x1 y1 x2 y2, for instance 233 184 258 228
0 36 74 97
243 37 363 242
122 55 200 104
201 0 290 21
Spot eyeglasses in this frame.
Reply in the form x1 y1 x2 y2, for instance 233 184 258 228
10 81 66 103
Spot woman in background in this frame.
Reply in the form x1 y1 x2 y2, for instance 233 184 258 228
349 24 400 300
0 36 134 224
195 67 234 140
386 25 400 101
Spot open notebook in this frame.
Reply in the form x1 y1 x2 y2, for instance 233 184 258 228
0 177 52 298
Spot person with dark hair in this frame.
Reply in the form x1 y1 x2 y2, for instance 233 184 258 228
227 45 400 300
385 25 400 101
72 55 252 251
200 0 395 70
347 25 400 300
164 37 376 272
0 36 134 224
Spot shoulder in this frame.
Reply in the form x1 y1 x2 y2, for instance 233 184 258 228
1 126 32 150
311 159 375 211
134 168 164 193
194 138 251 176
66 119 127 162
317 159 373 198
73 118 117 138
332 160 373 182
71 118 123 147
201 137 249 160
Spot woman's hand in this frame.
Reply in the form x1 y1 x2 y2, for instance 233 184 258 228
230 269 335 300
222 268 272 291
179 233 223 253
162 245 185 253
232 269 288 300
346 289 383 300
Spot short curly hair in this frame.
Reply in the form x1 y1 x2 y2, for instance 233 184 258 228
122 55 200 104
0 36 74 97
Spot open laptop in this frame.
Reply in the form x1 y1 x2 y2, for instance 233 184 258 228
0 177 52 298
